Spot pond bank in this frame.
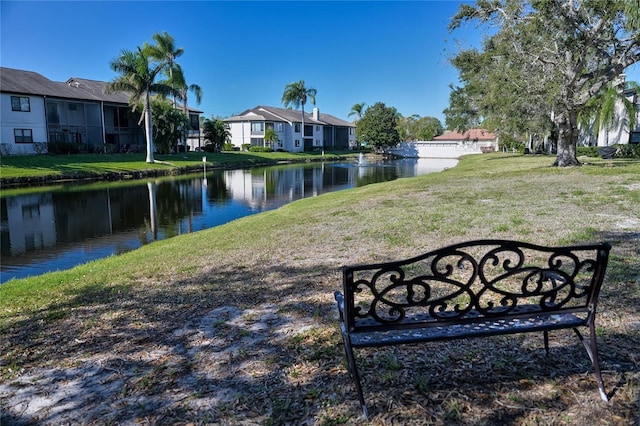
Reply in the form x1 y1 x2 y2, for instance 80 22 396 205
0 153 357 188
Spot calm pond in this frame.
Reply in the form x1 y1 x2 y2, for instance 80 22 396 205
0 157 458 283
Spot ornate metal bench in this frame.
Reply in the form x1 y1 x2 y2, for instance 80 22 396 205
334 239 611 418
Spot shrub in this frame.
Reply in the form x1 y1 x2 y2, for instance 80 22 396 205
0 143 12 156
498 134 525 152
202 144 218 153
615 143 640 158
241 143 251 152
249 146 273 152
577 146 600 157
222 143 236 151
48 141 82 154
32 142 48 154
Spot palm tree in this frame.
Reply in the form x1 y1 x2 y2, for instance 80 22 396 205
281 80 317 149
177 79 203 115
107 45 171 163
580 80 639 146
148 32 202 148
264 128 278 149
348 102 366 121
148 31 184 108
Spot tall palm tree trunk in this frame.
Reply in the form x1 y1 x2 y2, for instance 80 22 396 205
144 90 155 163
301 105 305 151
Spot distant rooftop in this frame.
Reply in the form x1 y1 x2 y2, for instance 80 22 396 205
433 129 496 141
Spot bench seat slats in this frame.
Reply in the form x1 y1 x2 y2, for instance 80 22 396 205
350 311 585 347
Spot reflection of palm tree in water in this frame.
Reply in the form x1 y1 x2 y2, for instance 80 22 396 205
147 181 158 241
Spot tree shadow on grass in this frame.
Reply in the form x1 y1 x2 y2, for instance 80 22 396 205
2 231 639 424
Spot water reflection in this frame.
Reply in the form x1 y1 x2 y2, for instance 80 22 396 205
0 157 457 282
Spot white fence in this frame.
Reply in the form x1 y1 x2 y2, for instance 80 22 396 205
387 141 496 158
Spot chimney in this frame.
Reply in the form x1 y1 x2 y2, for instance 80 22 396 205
312 107 320 120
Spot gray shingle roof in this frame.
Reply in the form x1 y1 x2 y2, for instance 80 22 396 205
1 67 82 98
224 105 354 127
65 77 131 103
317 113 354 127
1 67 202 113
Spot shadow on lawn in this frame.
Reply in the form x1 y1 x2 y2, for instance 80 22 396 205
2 231 639 424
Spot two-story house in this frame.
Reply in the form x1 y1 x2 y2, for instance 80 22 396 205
0 67 202 155
224 105 355 152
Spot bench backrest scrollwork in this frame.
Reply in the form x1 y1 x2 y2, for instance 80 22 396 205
341 240 611 333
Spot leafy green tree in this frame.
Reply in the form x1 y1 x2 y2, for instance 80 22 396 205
281 80 317 145
411 116 444 141
107 45 171 163
397 114 443 141
348 102 367 121
202 118 230 152
449 0 640 166
443 84 483 132
356 102 401 150
151 97 189 154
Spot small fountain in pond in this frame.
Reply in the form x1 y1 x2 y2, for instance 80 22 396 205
358 152 365 165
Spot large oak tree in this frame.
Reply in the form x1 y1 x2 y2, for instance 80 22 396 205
448 0 640 166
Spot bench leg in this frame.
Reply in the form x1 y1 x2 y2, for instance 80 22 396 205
543 330 550 356
340 330 369 418
573 324 609 402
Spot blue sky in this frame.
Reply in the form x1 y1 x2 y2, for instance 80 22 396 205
2 1 639 124
1 1 482 122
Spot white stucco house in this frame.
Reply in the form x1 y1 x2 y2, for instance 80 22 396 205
579 87 640 147
0 67 202 155
224 105 356 152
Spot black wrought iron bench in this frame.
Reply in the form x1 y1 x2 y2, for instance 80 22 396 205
334 239 611 418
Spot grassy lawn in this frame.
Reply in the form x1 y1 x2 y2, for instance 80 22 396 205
1 153 639 424
0 150 357 181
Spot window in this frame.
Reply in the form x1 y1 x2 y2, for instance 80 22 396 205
11 96 30 112
278 140 283 147
22 204 40 219
274 122 284 132
117 107 129 128
251 122 264 133
316 125 320 131
14 129 33 143
294 123 301 133
349 127 355 135
295 139 300 147
190 114 199 131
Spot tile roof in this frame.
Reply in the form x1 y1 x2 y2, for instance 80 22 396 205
433 129 496 141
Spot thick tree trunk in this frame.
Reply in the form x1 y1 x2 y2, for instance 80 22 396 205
553 110 581 167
